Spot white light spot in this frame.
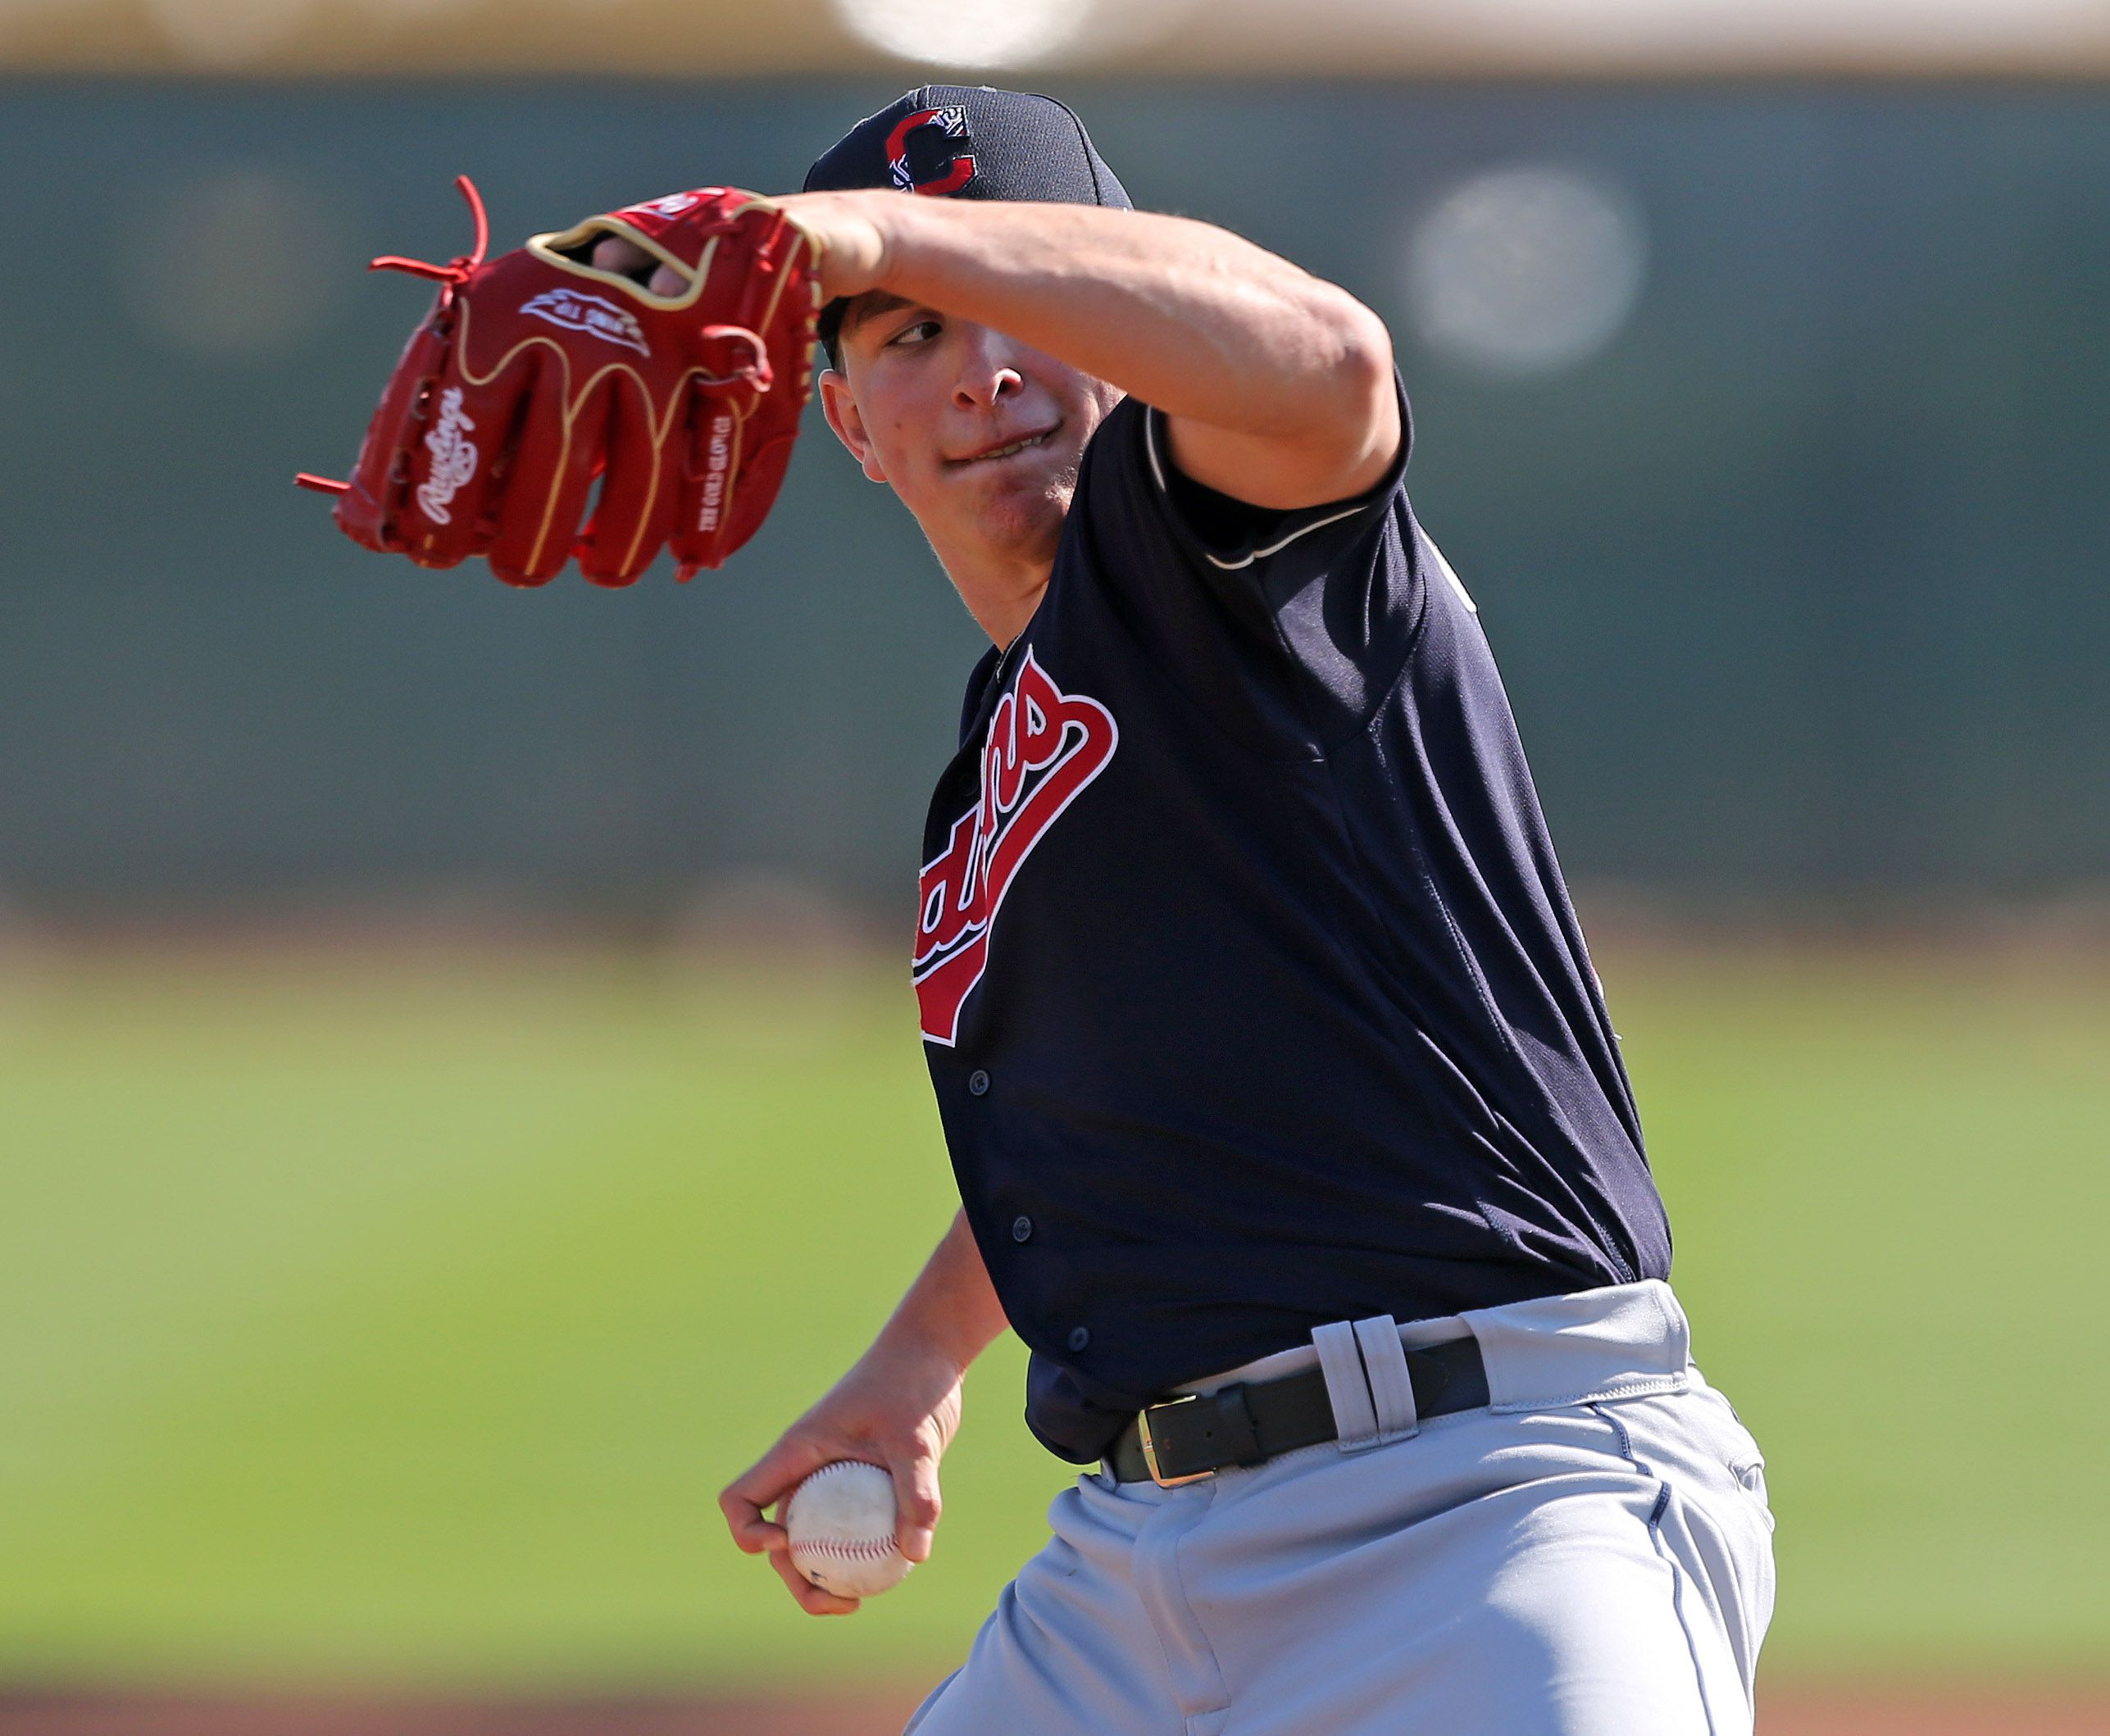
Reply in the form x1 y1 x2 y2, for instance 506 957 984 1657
831 0 1085 67
1406 164 1648 378
122 170 348 358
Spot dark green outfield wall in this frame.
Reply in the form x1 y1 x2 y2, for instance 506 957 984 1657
2 80 2105 918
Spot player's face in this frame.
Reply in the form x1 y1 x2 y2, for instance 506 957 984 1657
819 299 1121 573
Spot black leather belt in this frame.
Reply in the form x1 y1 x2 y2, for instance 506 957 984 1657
1106 1334 1489 1485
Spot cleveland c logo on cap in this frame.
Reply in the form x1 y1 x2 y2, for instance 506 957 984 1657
887 106 978 197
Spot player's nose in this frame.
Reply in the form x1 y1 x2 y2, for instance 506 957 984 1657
950 325 1026 410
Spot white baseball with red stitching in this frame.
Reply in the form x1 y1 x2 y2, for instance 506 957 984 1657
784 1461 912 1598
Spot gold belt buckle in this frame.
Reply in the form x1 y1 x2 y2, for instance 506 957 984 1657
1136 1393 1213 1487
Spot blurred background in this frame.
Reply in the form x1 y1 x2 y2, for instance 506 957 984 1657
2 1 2107 1732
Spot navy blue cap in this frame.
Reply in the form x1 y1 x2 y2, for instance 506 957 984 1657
805 86 1131 358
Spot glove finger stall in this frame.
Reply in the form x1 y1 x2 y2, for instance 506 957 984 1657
576 369 680 587
330 315 452 556
483 352 612 587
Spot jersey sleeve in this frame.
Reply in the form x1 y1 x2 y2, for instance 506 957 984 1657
1066 374 1428 753
1140 379 1412 578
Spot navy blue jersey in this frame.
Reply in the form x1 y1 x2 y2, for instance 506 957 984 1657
913 385 1671 1463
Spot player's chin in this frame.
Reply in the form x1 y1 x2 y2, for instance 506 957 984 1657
967 480 1072 554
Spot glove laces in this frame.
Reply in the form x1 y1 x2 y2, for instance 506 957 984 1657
366 174 490 304
296 175 488 498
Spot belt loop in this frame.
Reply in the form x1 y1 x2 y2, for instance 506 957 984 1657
1353 1315 1419 1442
1312 1320 1379 1451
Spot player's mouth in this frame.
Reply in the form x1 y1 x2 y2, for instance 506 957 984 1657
949 425 1061 466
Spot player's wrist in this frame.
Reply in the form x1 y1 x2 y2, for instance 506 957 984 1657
777 189 894 303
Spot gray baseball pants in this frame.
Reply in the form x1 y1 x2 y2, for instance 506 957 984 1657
906 1281 1775 1735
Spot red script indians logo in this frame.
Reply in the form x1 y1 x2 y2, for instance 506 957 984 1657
915 650 1117 1046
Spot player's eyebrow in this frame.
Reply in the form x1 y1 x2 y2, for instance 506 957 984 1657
839 290 920 342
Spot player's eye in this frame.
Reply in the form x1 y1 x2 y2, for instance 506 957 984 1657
887 318 942 349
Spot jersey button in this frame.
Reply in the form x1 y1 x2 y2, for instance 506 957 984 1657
1067 1325 1091 1352
1011 1215 1034 1243
967 1069 991 1097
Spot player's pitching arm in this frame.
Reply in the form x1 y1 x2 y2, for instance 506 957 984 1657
719 1209 1008 1615
594 192 1401 513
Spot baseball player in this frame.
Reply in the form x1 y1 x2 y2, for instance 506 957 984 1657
608 86 1775 1734
296 85 1771 1730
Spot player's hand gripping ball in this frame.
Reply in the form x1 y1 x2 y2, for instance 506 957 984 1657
784 1461 913 1600
297 176 823 587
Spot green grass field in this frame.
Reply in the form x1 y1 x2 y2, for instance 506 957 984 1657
1 941 2104 1691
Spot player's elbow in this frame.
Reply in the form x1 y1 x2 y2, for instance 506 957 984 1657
1302 293 1399 494
1326 289 1393 377
1324 296 1397 433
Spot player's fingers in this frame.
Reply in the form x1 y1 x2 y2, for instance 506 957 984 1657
719 1434 837 1553
888 1449 942 1565
768 1545 860 1617
590 235 656 279
716 1484 787 1556
585 239 682 301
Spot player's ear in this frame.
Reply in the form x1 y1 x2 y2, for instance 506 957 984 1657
819 369 889 485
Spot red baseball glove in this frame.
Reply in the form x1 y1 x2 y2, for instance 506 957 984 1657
298 177 823 587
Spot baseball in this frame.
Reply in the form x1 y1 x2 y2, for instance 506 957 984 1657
784 1460 913 1599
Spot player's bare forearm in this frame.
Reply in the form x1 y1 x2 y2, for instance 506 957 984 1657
784 190 1401 507
717 1211 1006 1614
874 1207 1012 1375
